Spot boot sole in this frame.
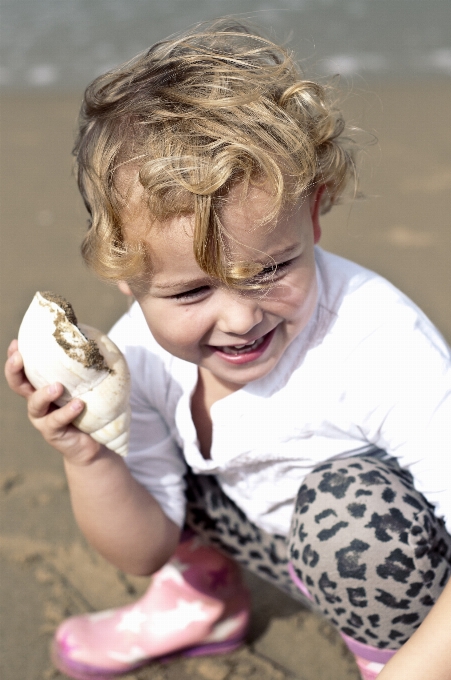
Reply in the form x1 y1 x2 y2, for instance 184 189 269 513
51 634 245 680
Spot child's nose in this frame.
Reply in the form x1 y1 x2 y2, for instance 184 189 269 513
216 291 264 336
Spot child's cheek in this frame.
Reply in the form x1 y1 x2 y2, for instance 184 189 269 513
152 311 203 357
269 274 317 317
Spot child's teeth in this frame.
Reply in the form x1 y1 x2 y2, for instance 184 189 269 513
220 337 263 355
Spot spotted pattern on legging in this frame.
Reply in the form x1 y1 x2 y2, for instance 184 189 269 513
185 453 451 649
185 469 308 604
289 455 451 648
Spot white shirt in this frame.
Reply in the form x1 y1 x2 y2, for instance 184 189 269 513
109 248 451 535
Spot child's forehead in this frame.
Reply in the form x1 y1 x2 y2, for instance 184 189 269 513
122 184 309 255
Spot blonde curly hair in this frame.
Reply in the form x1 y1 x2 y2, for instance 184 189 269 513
75 18 357 286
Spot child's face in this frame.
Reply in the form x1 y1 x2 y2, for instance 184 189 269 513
121 181 321 392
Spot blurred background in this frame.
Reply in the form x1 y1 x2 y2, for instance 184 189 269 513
1 0 451 88
1 2 450 679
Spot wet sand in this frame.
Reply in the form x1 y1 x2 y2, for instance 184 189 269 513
1 80 450 680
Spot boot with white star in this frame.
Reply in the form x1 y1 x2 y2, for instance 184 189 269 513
51 535 250 679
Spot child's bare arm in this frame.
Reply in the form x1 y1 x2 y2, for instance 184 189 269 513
62 444 180 575
5 341 180 575
378 576 451 680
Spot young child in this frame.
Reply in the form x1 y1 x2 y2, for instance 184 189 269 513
6 19 451 680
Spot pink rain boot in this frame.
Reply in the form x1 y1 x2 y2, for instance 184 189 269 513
354 656 385 680
52 536 250 679
340 633 397 680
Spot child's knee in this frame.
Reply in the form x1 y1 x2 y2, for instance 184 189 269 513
288 455 451 646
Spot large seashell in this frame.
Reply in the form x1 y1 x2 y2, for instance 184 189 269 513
18 291 131 456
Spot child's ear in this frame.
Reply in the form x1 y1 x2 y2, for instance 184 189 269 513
309 185 326 244
117 281 134 296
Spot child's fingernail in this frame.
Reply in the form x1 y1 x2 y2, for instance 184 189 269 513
9 352 19 365
48 383 59 396
70 399 84 412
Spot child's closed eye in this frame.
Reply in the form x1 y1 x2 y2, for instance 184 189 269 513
171 286 211 301
252 258 294 283
170 259 295 301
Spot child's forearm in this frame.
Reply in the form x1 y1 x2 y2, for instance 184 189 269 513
378 576 451 680
64 446 180 575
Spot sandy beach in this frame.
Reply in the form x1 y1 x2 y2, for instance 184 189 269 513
1 80 450 680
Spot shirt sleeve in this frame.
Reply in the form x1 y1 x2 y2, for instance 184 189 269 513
109 310 188 528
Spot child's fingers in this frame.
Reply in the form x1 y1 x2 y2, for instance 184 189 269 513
7 339 19 357
26 382 67 420
6 341 101 462
4 348 35 398
27 389 100 460
37 400 85 438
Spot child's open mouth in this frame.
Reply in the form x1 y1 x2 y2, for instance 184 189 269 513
210 328 276 364
220 336 266 355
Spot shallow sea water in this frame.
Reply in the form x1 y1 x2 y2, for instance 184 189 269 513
1 0 451 90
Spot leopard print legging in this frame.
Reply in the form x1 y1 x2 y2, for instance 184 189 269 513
185 452 451 649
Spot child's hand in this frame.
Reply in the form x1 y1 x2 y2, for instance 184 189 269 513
5 339 101 465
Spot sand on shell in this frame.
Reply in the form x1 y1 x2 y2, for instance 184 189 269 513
1 80 450 680
36 292 112 372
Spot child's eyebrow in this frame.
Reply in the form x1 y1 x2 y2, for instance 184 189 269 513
247 243 303 268
152 277 212 291
152 244 302 291
265 244 301 261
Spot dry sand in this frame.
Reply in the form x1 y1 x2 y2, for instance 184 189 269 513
1 80 450 680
